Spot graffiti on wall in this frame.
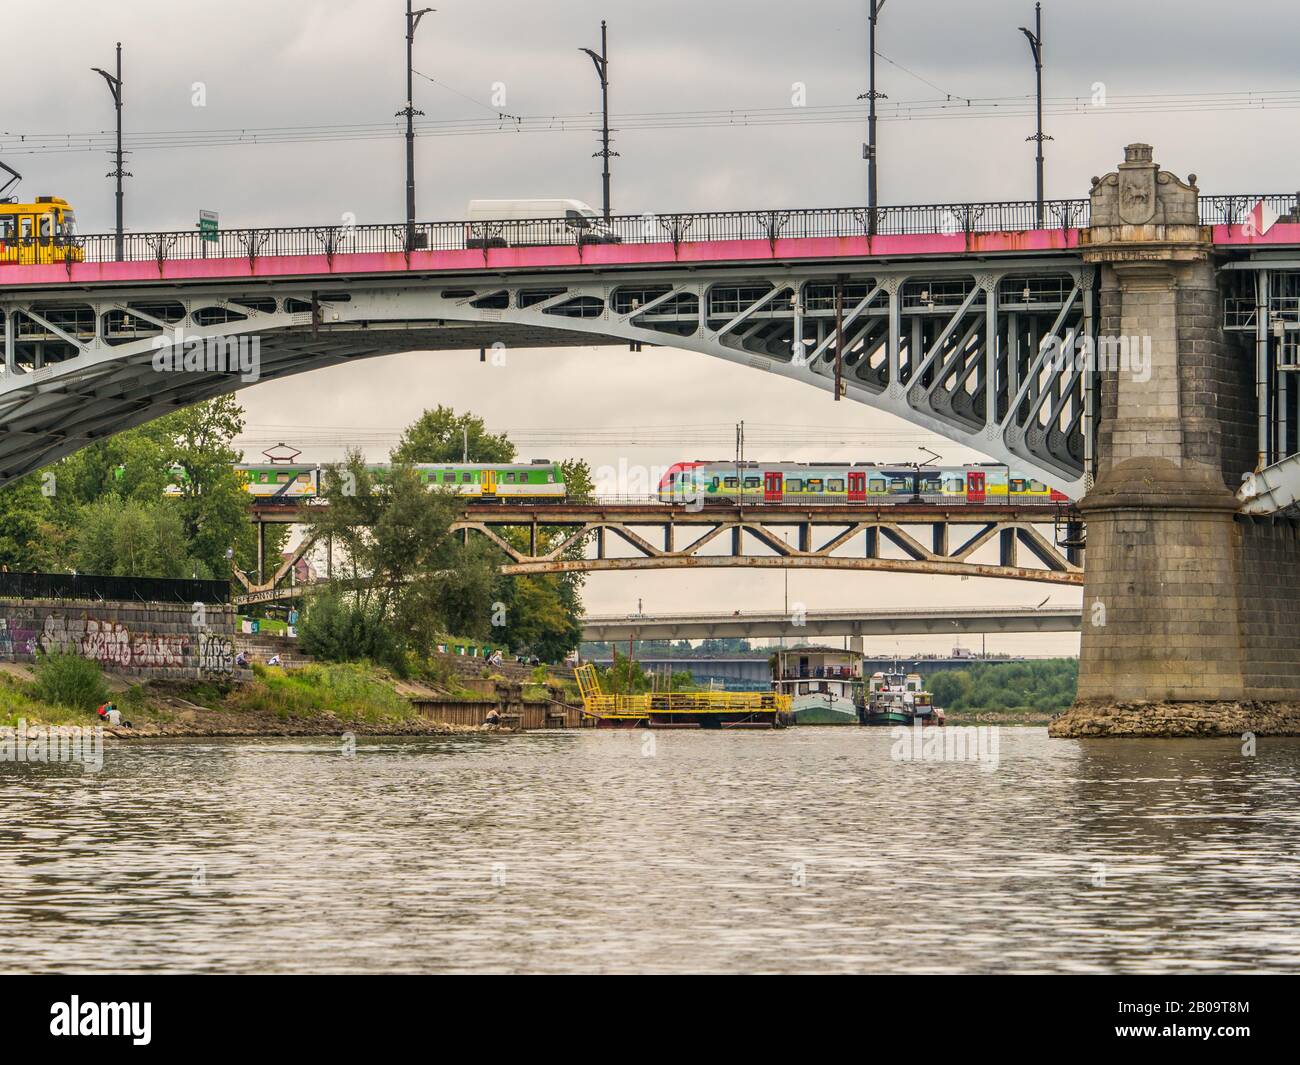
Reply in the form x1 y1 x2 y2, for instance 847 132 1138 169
0 612 39 657
198 633 235 676
35 614 189 669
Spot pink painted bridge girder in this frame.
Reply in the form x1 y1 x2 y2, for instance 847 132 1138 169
0 229 1087 289
1212 222 1300 247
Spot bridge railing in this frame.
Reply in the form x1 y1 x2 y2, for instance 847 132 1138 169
58 194 1300 266
68 199 1093 265
1198 194 1300 226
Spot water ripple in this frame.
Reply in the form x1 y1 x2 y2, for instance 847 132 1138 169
1 729 1298 973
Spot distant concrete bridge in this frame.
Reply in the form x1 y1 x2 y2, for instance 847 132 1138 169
581 603 1082 642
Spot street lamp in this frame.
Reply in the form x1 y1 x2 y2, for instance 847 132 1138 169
580 20 617 221
1018 3 1051 227
399 2 435 251
856 1 887 234
91 43 129 261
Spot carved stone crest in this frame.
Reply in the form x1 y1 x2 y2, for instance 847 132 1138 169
1118 143 1157 225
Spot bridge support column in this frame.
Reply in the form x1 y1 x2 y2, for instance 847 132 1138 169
1053 144 1300 737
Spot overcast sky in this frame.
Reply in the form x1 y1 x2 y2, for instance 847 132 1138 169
14 0 1300 653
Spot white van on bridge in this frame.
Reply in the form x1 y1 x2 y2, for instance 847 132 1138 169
465 199 620 248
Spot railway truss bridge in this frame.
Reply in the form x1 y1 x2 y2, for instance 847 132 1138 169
231 499 1084 605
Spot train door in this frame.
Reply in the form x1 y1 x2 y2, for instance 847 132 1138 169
483 470 497 497
18 215 35 265
764 471 783 502
847 471 866 503
967 471 986 504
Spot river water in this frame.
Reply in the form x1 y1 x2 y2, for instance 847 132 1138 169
2 728 1298 973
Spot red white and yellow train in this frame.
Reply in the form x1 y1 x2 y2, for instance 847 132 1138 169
657 462 1069 505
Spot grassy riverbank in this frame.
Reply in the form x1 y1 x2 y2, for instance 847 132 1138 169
0 661 485 737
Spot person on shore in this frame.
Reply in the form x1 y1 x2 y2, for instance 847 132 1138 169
484 707 502 728
96 701 132 728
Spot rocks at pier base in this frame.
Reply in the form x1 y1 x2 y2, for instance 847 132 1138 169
1049 700 1300 738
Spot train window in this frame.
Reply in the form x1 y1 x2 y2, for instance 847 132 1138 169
1010 479 1026 492
829 479 845 492
1029 480 1046 492
724 477 738 489
296 473 310 483
923 477 942 493
547 473 555 483
711 476 720 489
945 477 965 492
869 477 886 492
276 473 291 484
889 478 909 492
787 479 803 492
20 217 32 239
462 473 473 483
807 478 824 492
39 215 52 238
0 217 13 240
504 473 516 484
744 477 760 489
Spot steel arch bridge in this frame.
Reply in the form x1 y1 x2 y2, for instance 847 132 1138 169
5 191 1296 498
0 201 1101 495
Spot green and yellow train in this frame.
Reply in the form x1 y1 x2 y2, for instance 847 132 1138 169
165 461 567 501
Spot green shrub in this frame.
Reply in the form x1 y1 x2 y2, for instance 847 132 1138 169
298 590 401 667
32 654 109 712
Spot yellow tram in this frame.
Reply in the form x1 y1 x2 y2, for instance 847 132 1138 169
0 196 83 265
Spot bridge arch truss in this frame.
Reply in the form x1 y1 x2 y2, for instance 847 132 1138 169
0 255 1092 492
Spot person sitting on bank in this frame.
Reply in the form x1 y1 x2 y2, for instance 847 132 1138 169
95 701 132 728
484 707 502 728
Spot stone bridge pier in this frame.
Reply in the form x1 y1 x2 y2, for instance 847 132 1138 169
1052 144 1300 737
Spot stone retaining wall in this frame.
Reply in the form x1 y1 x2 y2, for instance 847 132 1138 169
0 598 239 680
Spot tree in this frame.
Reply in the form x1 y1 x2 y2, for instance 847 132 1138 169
561 459 594 502
308 450 472 654
0 475 53 570
493 573 583 663
42 396 280 582
392 406 515 464
148 397 285 577
298 587 399 666
73 498 203 578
